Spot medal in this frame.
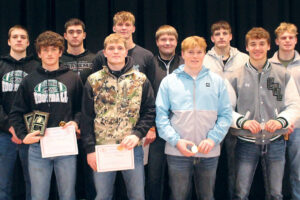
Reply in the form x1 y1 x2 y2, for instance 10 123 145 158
117 145 124 151
59 121 66 127
191 145 198 153
284 134 289 141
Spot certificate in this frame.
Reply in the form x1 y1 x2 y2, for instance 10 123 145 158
40 126 78 158
95 144 134 172
142 138 149 165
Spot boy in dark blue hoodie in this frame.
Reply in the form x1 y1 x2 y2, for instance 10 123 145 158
9 31 83 200
0 25 39 200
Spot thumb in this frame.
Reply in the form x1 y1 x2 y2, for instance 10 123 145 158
31 130 41 136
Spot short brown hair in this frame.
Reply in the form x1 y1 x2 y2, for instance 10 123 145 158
8 25 29 40
35 31 65 53
211 20 231 35
104 33 127 49
64 18 85 32
155 25 178 41
245 27 270 45
113 11 135 26
274 22 298 38
181 36 207 52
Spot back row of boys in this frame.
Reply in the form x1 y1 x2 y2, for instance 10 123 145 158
0 10 299 200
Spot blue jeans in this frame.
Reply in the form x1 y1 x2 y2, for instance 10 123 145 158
234 138 285 200
28 143 77 200
287 128 300 200
147 137 167 200
93 146 145 200
0 133 30 200
167 155 219 200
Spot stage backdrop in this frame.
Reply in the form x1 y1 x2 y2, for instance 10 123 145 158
0 0 299 57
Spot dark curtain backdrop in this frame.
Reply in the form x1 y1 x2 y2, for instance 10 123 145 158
0 0 299 56
0 0 299 199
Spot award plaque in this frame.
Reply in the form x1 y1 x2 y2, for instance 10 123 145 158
24 112 34 132
29 111 49 136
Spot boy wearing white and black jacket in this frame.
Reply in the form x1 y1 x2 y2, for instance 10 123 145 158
9 31 82 200
229 28 300 200
0 25 39 200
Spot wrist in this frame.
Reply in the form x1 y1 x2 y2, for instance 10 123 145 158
149 126 155 132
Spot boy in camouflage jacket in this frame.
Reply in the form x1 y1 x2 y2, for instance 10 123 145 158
81 33 155 200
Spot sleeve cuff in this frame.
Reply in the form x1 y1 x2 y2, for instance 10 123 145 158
85 145 96 154
276 117 288 128
131 130 143 140
237 117 248 129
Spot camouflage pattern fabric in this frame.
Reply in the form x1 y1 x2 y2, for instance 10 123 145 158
87 66 146 145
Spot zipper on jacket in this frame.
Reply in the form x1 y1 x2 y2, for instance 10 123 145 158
158 55 174 75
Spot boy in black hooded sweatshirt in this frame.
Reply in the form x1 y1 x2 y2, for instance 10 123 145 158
9 31 83 200
0 25 39 200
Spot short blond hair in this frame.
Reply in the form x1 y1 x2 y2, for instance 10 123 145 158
245 27 270 45
181 36 207 52
113 11 135 26
103 33 127 49
275 22 298 38
155 25 178 41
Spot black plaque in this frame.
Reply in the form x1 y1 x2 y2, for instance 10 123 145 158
29 111 49 136
24 112 34 132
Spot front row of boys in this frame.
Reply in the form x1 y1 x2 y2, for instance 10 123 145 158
3 16 300 200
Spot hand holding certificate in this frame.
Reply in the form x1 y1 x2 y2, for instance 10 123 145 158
95 144 134 172
40 126 78 158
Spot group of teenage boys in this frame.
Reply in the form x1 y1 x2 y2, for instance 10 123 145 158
0 10 299 200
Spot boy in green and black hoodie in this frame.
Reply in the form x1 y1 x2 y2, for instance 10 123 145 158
9 31 83 200
0 25 39 200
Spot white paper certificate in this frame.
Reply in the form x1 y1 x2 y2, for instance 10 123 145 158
142 138 149 165
40 126 78 158
95 144 134 172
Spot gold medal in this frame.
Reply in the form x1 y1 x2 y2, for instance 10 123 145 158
59 121 66 127
117 145 124 151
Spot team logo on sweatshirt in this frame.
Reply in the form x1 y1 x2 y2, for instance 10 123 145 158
2 70 28 92
63 61 93 75
34 79 68 104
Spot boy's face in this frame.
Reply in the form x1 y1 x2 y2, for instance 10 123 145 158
246 38 270 62
182 46 205 70
64 25 86 48
38 46 62 68
103 42 128 67
113 21 135 40
211 28 232 49
275 31 297 52
156 34 177 57
8 28 29 53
